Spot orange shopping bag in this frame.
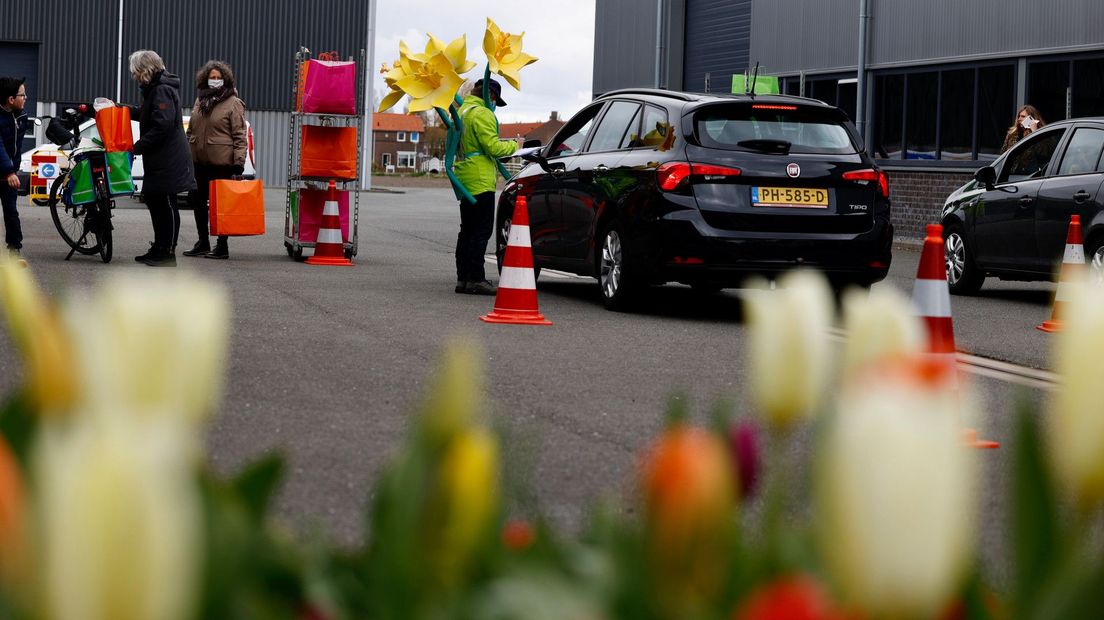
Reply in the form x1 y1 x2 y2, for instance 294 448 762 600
95 107 133 151
300 126 357 179
209 179 265 236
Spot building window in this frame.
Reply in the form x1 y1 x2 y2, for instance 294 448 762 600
382 153 391 168
874 74 904 159
905 72 938 160
397 131 406 142
397 151 416 168
409 131 420 143
977 65 1015 161
1028 54 1104 123
939 69 975 161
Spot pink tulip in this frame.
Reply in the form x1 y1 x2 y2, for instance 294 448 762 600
729 420 761 500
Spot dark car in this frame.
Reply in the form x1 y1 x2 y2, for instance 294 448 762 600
941 118 1104 295
495 89 893 309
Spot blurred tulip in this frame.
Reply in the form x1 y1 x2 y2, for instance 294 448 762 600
64 272 229 427
419 338 484 443
816 356 977 619
1047 273 1104 508
482 18 538 91
640 424 735 614
734 575 849 620
840 285 925 379
502 519 536 552
0 436 26 592
743 270 834 430
36 417 202 620
728 419 761 499
0 260 77 413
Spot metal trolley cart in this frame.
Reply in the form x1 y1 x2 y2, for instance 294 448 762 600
284 47 366 261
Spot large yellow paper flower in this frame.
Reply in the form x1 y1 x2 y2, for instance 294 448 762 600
378 34 476 113
482 18 538 91
426 34 478 75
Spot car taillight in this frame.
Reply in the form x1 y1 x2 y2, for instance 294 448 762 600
657 162 742 191
842 168 890 198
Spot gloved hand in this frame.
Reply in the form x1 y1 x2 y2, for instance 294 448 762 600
231 165 244 176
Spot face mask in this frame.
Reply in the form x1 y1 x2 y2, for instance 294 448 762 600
208 79 224 89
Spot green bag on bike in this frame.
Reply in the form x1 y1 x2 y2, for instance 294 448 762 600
105 151 134 196
67 159 96 205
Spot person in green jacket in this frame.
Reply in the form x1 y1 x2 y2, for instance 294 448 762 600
452 78 521 295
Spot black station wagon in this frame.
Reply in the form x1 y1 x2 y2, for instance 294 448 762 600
497 89 894 310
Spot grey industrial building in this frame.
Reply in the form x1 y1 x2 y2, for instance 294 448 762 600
594 0 1104 240
0 0 375 186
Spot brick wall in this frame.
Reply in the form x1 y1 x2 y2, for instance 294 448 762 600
884 169 975 243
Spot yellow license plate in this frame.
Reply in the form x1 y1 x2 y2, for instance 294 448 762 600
752 187 829 208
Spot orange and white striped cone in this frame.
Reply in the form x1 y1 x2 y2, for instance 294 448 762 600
1037 214 1085 333
480 196 552 326
913 223 999 449
306 181 353 267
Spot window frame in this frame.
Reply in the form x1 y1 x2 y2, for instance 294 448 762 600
997 126 1067 185
396 150 417 168
584 99 643 154
546 101 608 159
1055 126 1104 178
409 131 420 143
397 131 407 142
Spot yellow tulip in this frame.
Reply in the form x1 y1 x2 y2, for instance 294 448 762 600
1048 272 1104 508
840 286 925 379
64 272 229 427
743 270 833 430
0 436 27 594
36 417 202 620
419 337 484 443
0 260 77 413
817 356 977 619
482 18 538 91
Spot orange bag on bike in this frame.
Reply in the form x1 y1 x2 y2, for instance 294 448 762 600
209 179 265 236
299 126 357 179
94 107 134 151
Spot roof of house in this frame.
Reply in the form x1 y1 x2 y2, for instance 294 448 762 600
373 113 425 132
499 121 545 139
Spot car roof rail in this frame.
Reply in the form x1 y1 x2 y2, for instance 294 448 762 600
596 88 699 102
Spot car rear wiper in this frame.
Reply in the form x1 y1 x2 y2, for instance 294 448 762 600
737 139 792 155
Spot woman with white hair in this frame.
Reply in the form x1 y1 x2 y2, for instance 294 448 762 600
126 49 195 267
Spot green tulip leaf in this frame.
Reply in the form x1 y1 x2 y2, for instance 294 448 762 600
1011 400 1058 614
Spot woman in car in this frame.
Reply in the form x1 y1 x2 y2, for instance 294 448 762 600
184 60 247 260
1001 105 1046 154
127 49 195 267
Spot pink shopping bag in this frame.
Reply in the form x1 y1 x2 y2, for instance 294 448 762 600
301 59 356 114
297 188 350 243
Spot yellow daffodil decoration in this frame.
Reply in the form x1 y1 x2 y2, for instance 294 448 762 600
377 18 538 203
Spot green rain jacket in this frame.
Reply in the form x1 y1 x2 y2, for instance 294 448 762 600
454 95 519 196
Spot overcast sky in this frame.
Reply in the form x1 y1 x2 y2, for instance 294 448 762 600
373 1 596 123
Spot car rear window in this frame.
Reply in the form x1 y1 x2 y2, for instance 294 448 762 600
694 103 858 155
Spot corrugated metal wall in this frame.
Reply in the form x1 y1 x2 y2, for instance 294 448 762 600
248 110 291 185
682 0 751 93
0 0 118 102
751 0 1104 75
592 0 663 95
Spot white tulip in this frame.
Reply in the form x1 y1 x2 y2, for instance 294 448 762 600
35 416 201 620
841 286 925 378
65 272 230 425
743 270 833 430
1048 272 1104 508
816 359 977 619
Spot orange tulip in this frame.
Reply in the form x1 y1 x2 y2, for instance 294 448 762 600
0 436 26 590
640 425 736 615
734 576 852 620
501 519 535 552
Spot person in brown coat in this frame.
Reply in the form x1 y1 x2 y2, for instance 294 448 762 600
184 60 247 259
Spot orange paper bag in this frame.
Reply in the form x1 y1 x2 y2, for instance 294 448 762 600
300 126 357 179
95 106 133 151
209 179 265 236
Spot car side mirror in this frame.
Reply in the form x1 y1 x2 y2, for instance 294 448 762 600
975 166 997 191
523 139 542 149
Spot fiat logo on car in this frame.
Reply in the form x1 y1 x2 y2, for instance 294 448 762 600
786 163 801 178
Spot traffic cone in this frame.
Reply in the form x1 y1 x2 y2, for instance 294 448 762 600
306 181 353 267
480 196 552 325
1037 214 1085 333
912 223 999 449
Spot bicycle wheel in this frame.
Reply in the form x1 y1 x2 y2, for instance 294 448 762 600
97 203 113 263
49 174 101 255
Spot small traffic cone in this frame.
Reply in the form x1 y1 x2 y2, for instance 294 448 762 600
912 223 999 449
480 196 552 326
1037 214 1085 333
306 181 353 267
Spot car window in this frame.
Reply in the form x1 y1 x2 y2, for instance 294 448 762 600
1000 130 1066 183
694 103 857 154
586 101 641 153
1057 128 1104 176
618 108 641 149
627 105 673 149
549 104 603 157
80 122 100 141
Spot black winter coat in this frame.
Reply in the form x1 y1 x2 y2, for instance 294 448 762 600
0 107 28 177
131 71 195 194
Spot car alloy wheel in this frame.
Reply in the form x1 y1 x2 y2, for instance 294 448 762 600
943 226 983 295
945 232 966 285
1090 240 1104 286
600 228 623 301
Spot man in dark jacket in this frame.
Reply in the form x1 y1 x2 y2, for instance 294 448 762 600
127 50 196 267
0 76 29 254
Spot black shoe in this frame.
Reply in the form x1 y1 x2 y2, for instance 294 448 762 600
205 239 229 260
134 242 156 262
182 239 210 257
464 280 497 296
141 247 177 267
455 280 467 293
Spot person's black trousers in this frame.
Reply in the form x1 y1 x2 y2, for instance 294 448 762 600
144 192 180 252
456 191 495 283
0 184 22 250
188 163 235 245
